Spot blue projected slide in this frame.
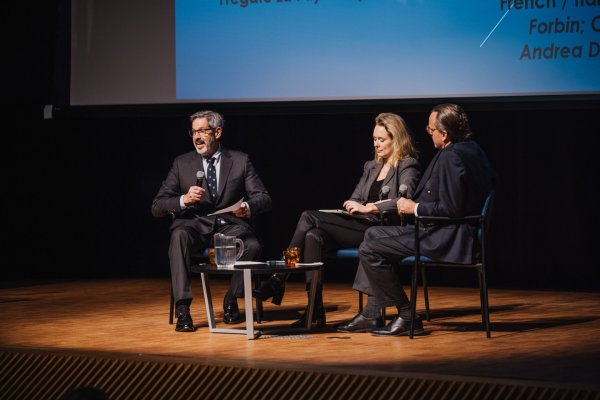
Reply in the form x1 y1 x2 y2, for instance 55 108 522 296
175 0 600 102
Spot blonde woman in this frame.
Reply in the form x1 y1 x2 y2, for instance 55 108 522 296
253 113 420 328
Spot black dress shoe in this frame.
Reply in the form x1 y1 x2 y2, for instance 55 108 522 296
223 298 243 324
175 311 194 332
371 316 425 336
252 273 286 305
336 314 384 333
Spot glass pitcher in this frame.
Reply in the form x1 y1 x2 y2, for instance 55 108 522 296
213 233 244 268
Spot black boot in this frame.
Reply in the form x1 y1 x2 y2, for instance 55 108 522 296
252 273 287 305
290 285 326 328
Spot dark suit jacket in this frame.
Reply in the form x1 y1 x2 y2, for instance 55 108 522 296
348 157 420 221
403 140 493 264
151 147 272 234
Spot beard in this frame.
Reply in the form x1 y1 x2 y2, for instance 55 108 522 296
196 135 215 155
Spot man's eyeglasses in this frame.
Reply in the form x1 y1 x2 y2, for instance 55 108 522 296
189 127 213 137
425 125 442 135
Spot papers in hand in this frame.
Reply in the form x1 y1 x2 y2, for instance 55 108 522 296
208 198 244 216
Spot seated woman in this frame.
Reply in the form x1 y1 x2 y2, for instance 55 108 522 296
253 113 421 327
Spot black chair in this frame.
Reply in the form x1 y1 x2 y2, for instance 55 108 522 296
328 248 366 312
328 213 402 317
328 248 390 321
168 247 207 325
400 188 496 339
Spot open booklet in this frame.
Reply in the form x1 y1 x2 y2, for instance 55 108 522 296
318 209 372 220
207 198 244 216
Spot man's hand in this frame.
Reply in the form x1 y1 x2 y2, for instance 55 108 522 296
183 185 206 206
397 197 416 215
233 202 250 218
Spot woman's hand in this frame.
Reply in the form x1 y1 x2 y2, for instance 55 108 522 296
343 200 377 214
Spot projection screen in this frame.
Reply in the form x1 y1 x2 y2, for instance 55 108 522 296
70 0 600 106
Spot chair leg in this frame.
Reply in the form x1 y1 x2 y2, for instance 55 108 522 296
169 287 174 325
254 276 263 324
409 262 419 339
478 267 491 338
421 268 430 321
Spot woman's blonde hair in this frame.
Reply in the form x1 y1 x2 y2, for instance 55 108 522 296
374 113 418 167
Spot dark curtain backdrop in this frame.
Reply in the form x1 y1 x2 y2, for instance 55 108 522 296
5 103 600 292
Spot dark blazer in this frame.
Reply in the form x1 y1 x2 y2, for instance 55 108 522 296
348 157 420 219
151 147 272 234
405 140 493 264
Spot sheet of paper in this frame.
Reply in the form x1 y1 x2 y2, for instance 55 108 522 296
234 261 267 266
295 262 324 267
207 198 244 216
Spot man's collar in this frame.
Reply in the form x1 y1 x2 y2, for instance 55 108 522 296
204 144 222 161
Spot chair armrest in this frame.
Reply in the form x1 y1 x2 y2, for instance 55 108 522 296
415 214 482 226
382 210 483 227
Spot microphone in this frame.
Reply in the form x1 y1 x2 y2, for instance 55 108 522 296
399 184 408 199
196 170 205 187
399 184 408 226
379 185 390 202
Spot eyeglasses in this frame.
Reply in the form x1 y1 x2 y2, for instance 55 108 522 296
425 125 442 135
189 127 213 137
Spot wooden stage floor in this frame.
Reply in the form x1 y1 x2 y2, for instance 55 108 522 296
1 278 599 398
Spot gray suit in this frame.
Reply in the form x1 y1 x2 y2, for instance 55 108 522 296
152 147 272 303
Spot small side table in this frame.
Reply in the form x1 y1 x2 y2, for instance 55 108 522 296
191 261 323 339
